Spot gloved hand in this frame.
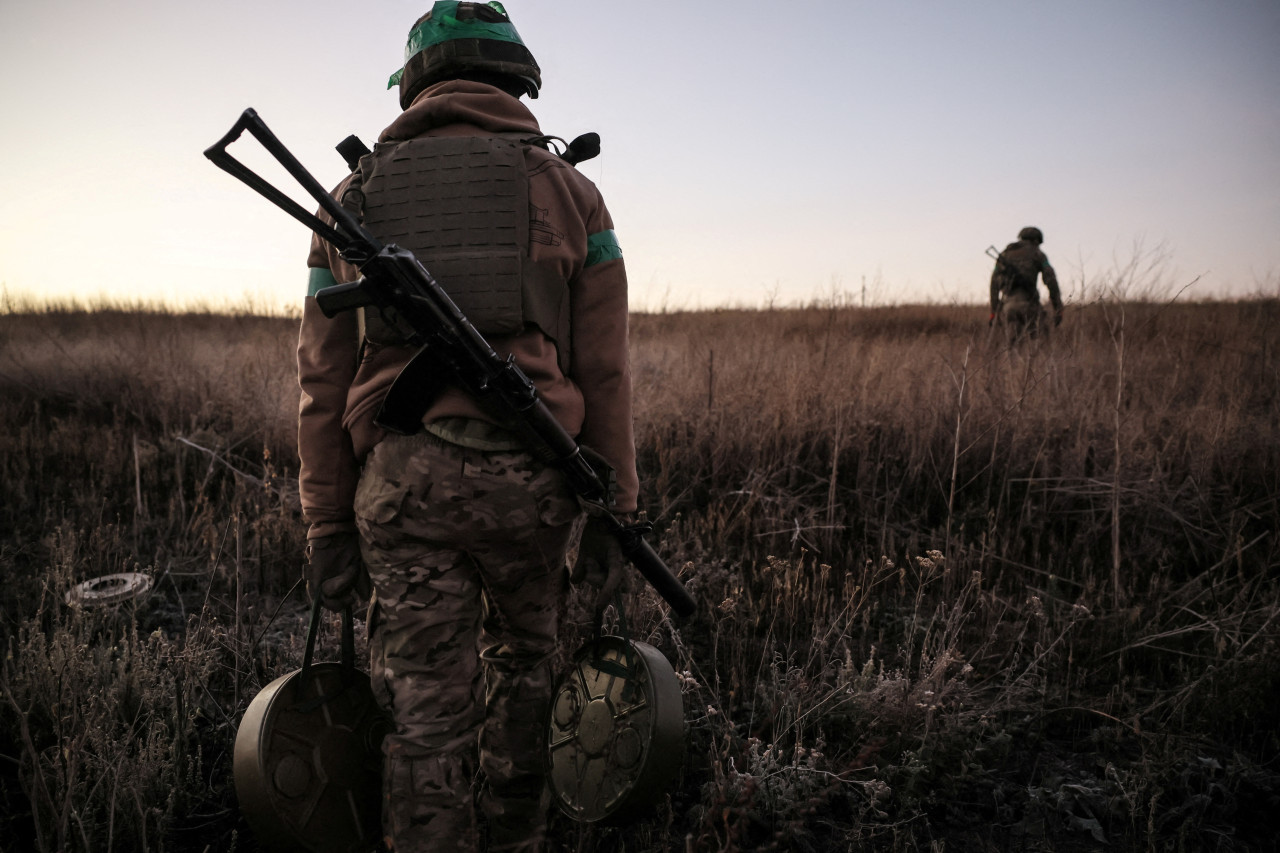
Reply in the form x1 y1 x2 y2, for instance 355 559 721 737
305 532 371 612
570 515 630 611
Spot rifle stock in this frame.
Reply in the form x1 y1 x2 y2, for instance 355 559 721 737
206 108 695 617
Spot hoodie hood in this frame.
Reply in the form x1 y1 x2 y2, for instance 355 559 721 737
380 79 541 143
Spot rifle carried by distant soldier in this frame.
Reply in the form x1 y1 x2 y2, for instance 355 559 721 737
204 108 695 618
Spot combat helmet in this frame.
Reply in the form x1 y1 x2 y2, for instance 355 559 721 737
389 1 541 108
1018 226 1044 244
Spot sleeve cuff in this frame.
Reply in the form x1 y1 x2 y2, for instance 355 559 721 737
307 520 358 539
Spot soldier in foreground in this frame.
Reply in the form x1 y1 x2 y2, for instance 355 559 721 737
989 226 1064 341
297 3 637 850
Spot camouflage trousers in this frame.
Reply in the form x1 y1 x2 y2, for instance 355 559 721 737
998 291 1047 342
353 431 581 853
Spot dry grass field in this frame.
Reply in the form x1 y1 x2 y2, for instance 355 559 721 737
1 289 1277 851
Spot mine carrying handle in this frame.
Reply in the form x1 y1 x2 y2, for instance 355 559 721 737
204 109 696 619
295 595 358 707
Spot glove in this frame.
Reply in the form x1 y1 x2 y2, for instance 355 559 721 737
570 515 630 611
305 532 371 612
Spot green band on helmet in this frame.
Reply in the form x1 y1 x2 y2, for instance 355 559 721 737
585 230 623 268
388 1 526 89
307 267 337 297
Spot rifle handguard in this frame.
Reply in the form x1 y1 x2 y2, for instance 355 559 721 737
611 518 695 617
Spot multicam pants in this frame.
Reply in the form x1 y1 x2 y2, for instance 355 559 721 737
998 291 1047 342
353 431 581 853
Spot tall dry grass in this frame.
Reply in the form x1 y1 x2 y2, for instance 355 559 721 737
1 287 1277 851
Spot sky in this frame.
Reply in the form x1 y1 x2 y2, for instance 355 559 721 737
1 0 1278 312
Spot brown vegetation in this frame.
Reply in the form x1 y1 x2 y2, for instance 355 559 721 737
1 292 1277 851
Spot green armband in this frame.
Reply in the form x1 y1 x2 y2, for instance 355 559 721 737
308 267 337 297
585 230 622 268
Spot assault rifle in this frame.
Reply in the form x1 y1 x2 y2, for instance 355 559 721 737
205 108 695 617
986 244 1031 322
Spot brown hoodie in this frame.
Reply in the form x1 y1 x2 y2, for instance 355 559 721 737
298 80 637 537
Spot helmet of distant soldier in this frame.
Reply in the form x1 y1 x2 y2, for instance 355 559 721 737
1018 226 1044 244
388 1 541 109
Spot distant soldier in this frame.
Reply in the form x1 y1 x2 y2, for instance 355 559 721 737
989 226 1063 340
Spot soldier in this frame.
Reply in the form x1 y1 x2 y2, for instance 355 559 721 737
989 226 1064 341
297 3 637 851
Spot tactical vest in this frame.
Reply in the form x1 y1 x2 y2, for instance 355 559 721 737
995 242 1039 299
342 135 571 372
